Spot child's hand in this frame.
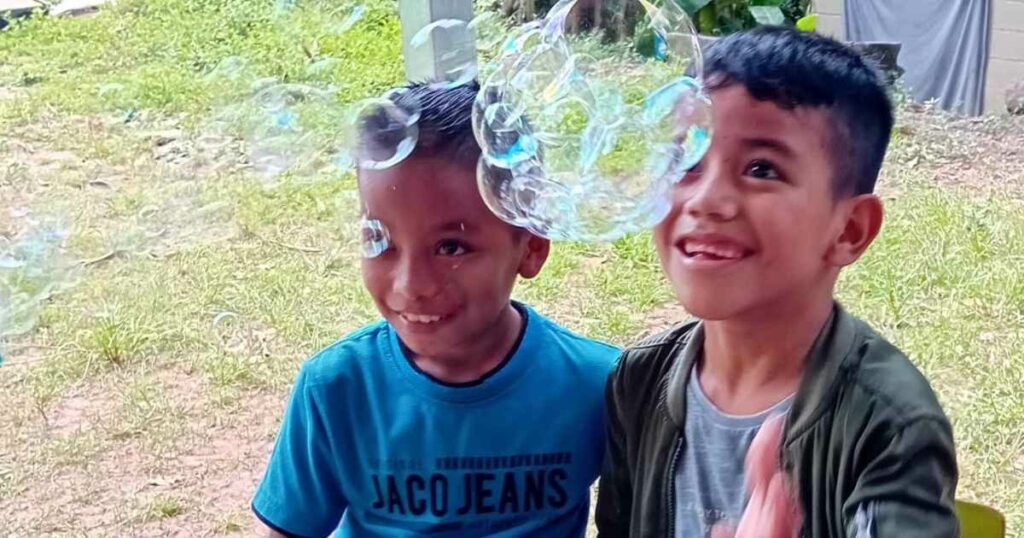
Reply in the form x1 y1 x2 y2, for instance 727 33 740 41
711 416 802 538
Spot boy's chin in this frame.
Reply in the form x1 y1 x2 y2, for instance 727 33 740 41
676 290 749 322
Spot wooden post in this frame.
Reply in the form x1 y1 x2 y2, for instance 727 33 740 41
399 0 477 83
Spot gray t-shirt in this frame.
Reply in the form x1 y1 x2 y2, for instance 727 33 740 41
674 374 794 538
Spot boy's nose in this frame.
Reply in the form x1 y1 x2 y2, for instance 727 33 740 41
393 255 443 301
683 164 740 221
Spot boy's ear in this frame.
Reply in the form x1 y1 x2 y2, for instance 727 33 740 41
828 194 883 267
517 234 550 279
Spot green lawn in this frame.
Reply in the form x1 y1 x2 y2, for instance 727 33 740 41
1 0 1022 535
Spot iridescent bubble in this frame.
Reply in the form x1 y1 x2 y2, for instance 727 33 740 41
476 158 529 227
409 19 478 89
210 81 351 181
330 4 366 34
360 218 391 258
638 0 702 74
472 0 711 241
350 88 422 171
0 210 78 342
473 98 539 168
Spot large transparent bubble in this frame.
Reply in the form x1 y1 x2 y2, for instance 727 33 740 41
410 19 479 88
207 81 353 182
406 13 512 90
203 72 425 184
350 88 422 171
472 0 712 241
0 209 78 356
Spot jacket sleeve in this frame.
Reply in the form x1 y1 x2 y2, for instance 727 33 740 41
595 362 633 538
843 416 959 538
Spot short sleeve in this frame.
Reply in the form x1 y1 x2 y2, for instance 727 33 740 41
253 366 348 537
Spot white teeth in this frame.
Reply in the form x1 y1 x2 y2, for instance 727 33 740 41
685 242 744 259
401 313 443 324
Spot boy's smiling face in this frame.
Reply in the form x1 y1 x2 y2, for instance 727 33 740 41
359 156 548 361
655 84 873 321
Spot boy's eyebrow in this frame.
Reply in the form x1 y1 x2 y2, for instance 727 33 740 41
740 137 797 157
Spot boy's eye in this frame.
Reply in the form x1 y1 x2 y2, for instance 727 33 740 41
745 160 781 180
681 161 704 181
436 240 468 257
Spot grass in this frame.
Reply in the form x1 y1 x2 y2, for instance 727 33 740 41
148 494 185 520
1 0 1023 535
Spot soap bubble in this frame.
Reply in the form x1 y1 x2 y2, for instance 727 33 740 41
360 218 391 258
330 4 366 34
209 81 352 181
205 80 424 184
409 19 479 89
406 12 514 90
0 210 78 348
350 88 422 171
472 0 712 241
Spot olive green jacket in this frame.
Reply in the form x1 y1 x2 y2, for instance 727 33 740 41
595 304 958 538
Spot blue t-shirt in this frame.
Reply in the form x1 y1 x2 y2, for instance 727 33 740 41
252 304 619 537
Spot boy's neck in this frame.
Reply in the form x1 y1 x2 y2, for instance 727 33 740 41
410 304 524 385
698 293 834 416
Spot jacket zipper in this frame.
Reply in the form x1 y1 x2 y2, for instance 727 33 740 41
665 435 683 538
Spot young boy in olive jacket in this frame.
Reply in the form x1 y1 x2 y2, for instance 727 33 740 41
596 27 958 538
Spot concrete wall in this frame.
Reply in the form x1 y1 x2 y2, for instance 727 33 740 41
988 0 1024 113
814 0 844 38
814 0 1024 114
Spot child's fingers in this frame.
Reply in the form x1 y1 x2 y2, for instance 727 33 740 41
710 523 736 538
736 472 802 538
745 414 785 488
763 471 802 537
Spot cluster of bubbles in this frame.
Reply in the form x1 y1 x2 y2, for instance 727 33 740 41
472 0 712 241
273 0 367 32
207 0 711 246
202 4 511 189
0 209 78 363
207 80 354 181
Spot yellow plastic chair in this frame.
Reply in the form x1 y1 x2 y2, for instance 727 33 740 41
958 500 1005 538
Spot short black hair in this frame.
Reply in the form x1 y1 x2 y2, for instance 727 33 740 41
700 26 894 195
358 81 481 164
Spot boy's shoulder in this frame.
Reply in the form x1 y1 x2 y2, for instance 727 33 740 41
613 320 700 378
540 311 618 354
298 320 392 388
521 303 621 365
838 314 947 422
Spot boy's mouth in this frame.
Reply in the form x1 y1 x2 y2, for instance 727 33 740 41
399 312 452 325
676 235 753 264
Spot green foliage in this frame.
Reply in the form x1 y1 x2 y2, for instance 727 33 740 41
148 495 184 520
0 0 404 125
796 13 818 31
686 0 813 36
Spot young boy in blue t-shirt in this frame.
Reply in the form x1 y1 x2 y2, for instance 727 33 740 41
251 82 619 537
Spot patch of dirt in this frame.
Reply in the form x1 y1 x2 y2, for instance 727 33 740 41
1 115 243 264
634 301 691 340
887 104 1024 199
48 385 115 438
0 363 282 536
0 86 28 102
